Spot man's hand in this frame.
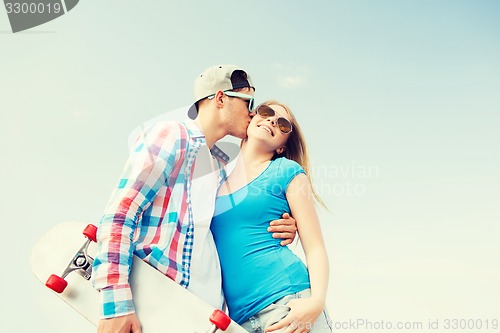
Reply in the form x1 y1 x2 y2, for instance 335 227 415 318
268 213 297 246
98 313 142 333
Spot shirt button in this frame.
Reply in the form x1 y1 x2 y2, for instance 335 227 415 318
184 264 189 269
187 231 193 236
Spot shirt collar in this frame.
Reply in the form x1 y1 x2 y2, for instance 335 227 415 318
184 118 205 140
183 118 230 164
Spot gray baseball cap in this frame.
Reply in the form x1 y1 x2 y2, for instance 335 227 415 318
194 64 255 102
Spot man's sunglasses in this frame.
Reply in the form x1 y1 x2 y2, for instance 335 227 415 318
256 105 293 134
207 91 255 113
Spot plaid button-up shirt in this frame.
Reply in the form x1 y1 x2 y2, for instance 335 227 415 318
92 119 228 318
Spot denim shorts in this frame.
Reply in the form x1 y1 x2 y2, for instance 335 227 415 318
240 289 332 333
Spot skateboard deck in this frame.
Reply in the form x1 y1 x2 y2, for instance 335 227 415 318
30 221 247 333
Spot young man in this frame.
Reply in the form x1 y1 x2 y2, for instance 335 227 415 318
92 65 297 333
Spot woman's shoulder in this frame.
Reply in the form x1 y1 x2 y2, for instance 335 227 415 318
273 157 306 175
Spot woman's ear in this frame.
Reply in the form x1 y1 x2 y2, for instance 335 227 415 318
276 146 286 155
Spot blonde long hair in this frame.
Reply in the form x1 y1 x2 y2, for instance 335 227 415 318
259 100 327 208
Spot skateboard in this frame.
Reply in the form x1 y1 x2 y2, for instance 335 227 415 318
30 221 247 333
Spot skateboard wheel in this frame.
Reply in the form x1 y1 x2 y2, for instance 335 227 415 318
83 224 98 242
45 274 68 293
209 309 231 331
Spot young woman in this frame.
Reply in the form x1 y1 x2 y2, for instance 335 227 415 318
211 101 332 333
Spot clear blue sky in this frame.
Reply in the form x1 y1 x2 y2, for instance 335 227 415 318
1 1 499 332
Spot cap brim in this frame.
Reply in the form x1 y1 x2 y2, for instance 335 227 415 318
187 103 198 120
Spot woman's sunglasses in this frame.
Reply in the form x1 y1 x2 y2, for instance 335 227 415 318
256 105 293 134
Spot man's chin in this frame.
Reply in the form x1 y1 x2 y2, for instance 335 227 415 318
232 131 247 140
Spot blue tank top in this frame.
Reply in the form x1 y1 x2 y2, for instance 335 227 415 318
211 157 310 324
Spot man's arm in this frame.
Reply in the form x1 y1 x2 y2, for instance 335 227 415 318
93 122 183 326
268 212 297 246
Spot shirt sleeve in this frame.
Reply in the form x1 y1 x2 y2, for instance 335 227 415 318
278 158 306 191
92 121 184 319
